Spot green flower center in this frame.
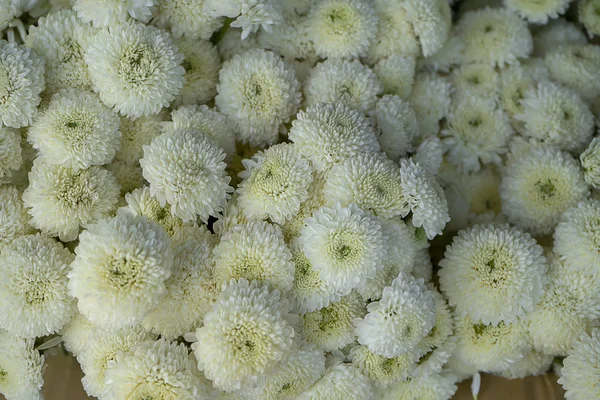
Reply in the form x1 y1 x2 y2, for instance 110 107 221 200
119 43 157 86
107 256 142 288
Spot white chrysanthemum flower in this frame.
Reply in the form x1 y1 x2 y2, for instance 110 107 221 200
451 63 499 101
402 0 452 57
382 217 420 270
191 279 297 392
155 0 223 40
454 316 531 372
301 291 366 352
0 185 34 251
85 22 185 118
252 344 326 400
298 359 373 400
323 152 408 219
517 81 594 153
213 221 294 293
68 213 173 331
238 143 313 224
173 38 221 107
304 59 382 114
545 44 600 102
0 331 44 400
104 338 205 400
355 273 435 358
498 64 538 126
559 329 600 400
216 49 300 147
0 40 44 130
457 8 533 66
289 102 380 172
28 89 120 170
164 105 235 157
370 95 418 161
581 138 600 190
504 0 570 24
120 187 183 235
442 95 513 173
106 159 145 198
0 234 74 338
439 224 546 325
23 161 120 241
500 146 589 236
115 113 165 165
532 19 587 57
288 238 340 313
579 0 600 38
350 344 417 387
410 72 452 138
60 313 95 357
79 325 154 398
377 371 457 400
373 55 416 100
0 128 22 182
300 203 387 295
368 0 420 62
498 349 553 379
399 159 449 240
25 10 93 93
73 0 156 27
307 0 378 59
414 136 443 176
140 129 232 223
554 199 600 271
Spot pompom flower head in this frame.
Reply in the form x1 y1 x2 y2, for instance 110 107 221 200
191 279 297 392
402 0 452 57
554 199 600 271
155 0 223 40
558 329 600 400
140 129 232 223
68 213 173 331
439 224 547 325
504 0 570 24
374 55 416 99
350 344 417 387
173 38 221 107
579 0 600 38
120 186 183 235
73 0 157 27
0 331 45 400
85 22 185 118
545 44 600 102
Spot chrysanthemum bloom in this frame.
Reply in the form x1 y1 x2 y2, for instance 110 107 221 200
78 326 154 398
173 38 220 107
140 129 232 223
554 199 600 271
355 273 435 358
300 203 387 295
301 291 366 352
238 143 313 224
288 238 340 313
106 159 145 198
500 146 589 236
504 0 570 24
368 0 420 62
213 221 294 292
439 224 546 325
60 313 95 357
498 349 553 379
0 234 75 338
155 0 223 40
28 89 121 170
192 279 297 392
451 63 499 101
373 55 416 99
545 44 600 102
298 359 373 400
215 49 300 147
0 128 22 181
517 81 594 153
73 0 156 27
0 331 45 400
532 19 588 57
68 213 173 330
0 40 44 129
307 0 378 59
498 65 537 126
559 329 600 399
457 8 533 66
164 105 235 157
289 102 380 172
104 339 205 400
410 72 452 138
304 59 382 114
377 371 457 400
23 161 120 241
25 10 93 93
442 95 513 173
579 0 600 37
85 22 185 118
0 185 34 251
323 152 408 219
454 316 531 372
205 0 283 39
350 344 418 387
400 159 449 240
120 187 183 235
114 113 165 165
252 344 326 400
402 0 452 57
370 95 418 161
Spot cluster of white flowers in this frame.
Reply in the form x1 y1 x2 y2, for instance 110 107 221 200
1 0 600 399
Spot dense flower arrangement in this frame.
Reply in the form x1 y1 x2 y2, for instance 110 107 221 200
1 0 600 399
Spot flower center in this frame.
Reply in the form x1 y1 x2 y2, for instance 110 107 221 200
58 38 83 63
535 178 556 200
228 320 266 364
107 256 142 288
254 160 288 196
55 173 96 208
325 4 355 34
232 258 264 281
119 43 157 86
328 230 362 264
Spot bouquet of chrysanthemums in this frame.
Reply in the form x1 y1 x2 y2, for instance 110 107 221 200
1 0 600 399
